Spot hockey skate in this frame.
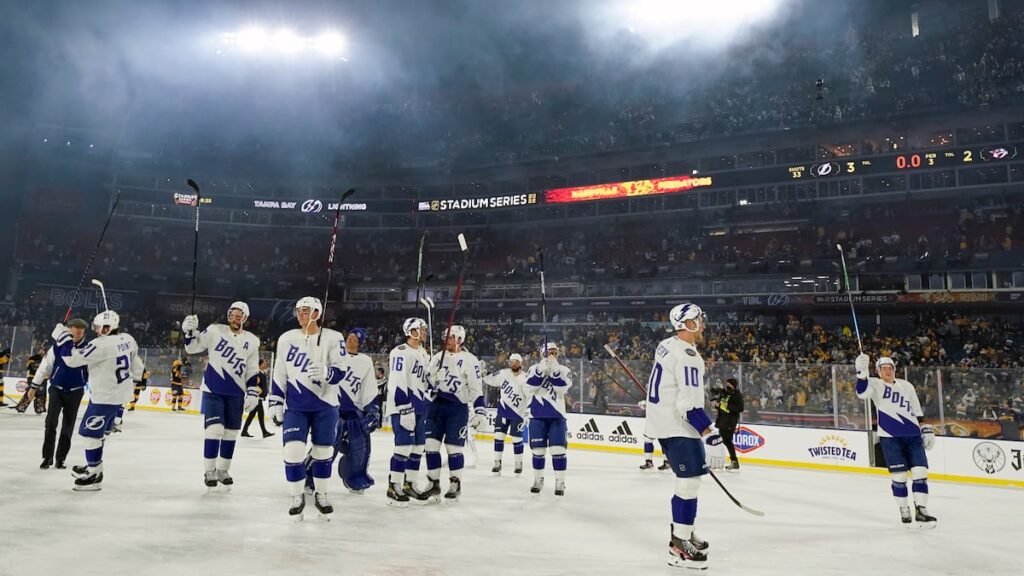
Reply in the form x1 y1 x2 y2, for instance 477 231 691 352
73 472 104 492
387 483 410 508
313 493 333 520
423 478 443 504
71 465 91 479
403 481 430 505
289 494 306 520
724 460 739 472
203 471 219 490
668 525 708 570
444 477 461 503
554 479 565 497
492 461 502 476
217 469 233 491
915 506 937 529
659 460 672 471
900 506 913 526
690 532 710 551
514 462 523 476
640 460 655 471
530 477 544 494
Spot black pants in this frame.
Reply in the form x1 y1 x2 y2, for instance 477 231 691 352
242 399 269 434
717 417 739 462
42 386 85 463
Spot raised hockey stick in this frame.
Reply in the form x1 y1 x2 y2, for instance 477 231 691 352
415 232 428 315
836 244 863 353
63 191 121 323
419 296 435 356
317 188 356 347
587 347 640 402
604 346 765 517
91 279 109 312
186 179 201 316
602 344 648 397
536 246 548 353
435 234 470 376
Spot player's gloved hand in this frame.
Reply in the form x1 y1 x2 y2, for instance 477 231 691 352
363 406 382 432
243 389 259 413
855 353 870 380
399 408 416 432
29 380 44 391
51 323 71 345
638 399 647 410
305 361 324 384
181 315 199 335
921 424 935 451
705 442 726 470
703 426 723 447
268 397 285 426
470 408 487 430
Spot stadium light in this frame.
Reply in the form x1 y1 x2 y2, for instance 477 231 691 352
218 26 345 59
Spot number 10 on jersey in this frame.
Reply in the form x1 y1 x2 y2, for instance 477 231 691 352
647 363 698 404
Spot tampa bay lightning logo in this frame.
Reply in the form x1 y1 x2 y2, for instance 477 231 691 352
84 416 106 431
301 199 323 213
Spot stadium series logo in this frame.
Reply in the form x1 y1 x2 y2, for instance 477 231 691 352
733 426 765 454
807 433 857 463
972 442 1006 474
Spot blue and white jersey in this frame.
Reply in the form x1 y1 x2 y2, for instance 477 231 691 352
270 328 346 413
524 358 572 420
856 376 924 438
644 337 706 440
338 352 378 414
485 368 528 420
427 349 484 409
386 343 430 416
184 323 261 396
32 343 89 392
61 333 144 405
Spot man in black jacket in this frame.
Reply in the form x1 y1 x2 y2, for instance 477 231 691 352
34 319 90 469
715 378 745 471
241 359 273 438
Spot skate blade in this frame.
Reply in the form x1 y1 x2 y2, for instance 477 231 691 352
317 511 333 521
219 484 233 493
444 497 460 506
73 484 102 492
668 555 708 570
916 521 937 531
386 500 409 509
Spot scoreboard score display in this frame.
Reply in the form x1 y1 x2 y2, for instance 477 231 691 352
792 143 1019 180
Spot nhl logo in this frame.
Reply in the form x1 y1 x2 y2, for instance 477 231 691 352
972 442 1006 475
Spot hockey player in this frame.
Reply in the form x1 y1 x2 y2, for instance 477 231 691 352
855 354 937 528
485 353 528 476
385 317 431 507
182 302 262 491
33 318 90 469
0 344 8 406
55 311 145 491
304 328 380 495
170 357 186 412
423 325 485 503
267 297 346 519
646 303 722 569
638 401 670 471
14 348 46 413
524 342 573 496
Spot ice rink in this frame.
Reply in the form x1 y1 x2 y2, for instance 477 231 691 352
1 408 1020 576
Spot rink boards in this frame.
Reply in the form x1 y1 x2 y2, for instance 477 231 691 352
5 377 1022 488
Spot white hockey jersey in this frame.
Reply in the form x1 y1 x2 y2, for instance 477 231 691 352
427 349 484 409
184 323 261 396
524 358 573 420
856 376 924 438
386 343 430 416
644 336 707 440
270 328 347 412
61 333 145 405
485 368 529 420
338 351 378 413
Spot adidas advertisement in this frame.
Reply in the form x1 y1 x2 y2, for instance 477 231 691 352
566 414 640 447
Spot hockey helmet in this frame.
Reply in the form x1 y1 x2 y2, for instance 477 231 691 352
402 317 428 338
227 301 249 322
295 296 323 319
93 310 120 332
446 325 466 345
669 303 706 332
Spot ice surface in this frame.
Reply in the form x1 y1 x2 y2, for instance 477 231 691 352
1 409 1020 576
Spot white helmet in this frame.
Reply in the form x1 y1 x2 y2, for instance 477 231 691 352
228 301 249 322
446 325 466 345
93 310 120 332
669 303 706 332
295 296 323 319
402 317 427 338
541 342 559 356
876 356 896 371
509 353 523 364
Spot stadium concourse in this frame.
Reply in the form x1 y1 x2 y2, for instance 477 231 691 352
0 409 1021 576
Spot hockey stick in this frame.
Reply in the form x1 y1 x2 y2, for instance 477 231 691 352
186 179 201 316
836 244 863 353
602 344 648 397
435 234 470 375
587 347 640 402
415 232 428 315
91 279 109 312
62 191 121 323
604 347 765 517
535 246 548 354
419 296 435 356
317 188 356 347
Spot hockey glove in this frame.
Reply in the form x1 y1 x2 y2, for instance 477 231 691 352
470 408 487 430
855 353 870 380
268 397 285 426
703 426 723 447
921 424 935 451
305 361 324 385
638 400 647 410
181 315 199 334
243 389 260 414
51 323 71 346
363 406 382 432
